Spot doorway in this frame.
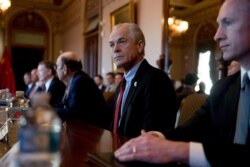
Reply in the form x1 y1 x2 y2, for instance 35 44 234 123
84 31 98 78
12 47 44 90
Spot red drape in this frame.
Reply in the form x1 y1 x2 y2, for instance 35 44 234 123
0 46 16 95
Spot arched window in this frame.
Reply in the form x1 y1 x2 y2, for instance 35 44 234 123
195 22 217 94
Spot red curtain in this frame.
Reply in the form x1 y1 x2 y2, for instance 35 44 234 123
0 46 16 95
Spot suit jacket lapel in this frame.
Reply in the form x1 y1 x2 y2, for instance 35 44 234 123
120 60 148 125
224 73 241 141
47 77 55 92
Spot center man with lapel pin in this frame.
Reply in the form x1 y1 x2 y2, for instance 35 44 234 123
109 23 178 138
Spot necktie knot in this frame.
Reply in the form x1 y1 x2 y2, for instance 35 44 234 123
121 78 126 90
242 73 250 90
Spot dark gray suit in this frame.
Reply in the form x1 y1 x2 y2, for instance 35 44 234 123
112 60 178 138
166 71 250 166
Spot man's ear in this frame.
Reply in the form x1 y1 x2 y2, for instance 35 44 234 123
48 69 52 75
137 40 145 54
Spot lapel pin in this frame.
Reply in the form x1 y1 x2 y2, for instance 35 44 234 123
134 81 137 87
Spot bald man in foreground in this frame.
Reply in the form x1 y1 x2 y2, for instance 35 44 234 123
55 51 110 129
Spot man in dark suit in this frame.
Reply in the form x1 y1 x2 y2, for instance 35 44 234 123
27 68 39 99
55 51 110 129
108 23 177 138
23 72 32 99
37 61 66 107
94 74 106 93
114 0 250 166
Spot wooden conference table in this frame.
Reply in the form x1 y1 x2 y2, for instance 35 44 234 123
0 120 129 167
60 120 128 167
0 120 188 167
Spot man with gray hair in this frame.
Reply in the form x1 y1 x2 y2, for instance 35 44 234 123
108 23 177 138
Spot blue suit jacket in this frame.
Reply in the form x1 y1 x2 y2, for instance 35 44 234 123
56 70 110 129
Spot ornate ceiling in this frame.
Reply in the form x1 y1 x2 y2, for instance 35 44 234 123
11 0 72 11
170 0 221 18
10 0 221 18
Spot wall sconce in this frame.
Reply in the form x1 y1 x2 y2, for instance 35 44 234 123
0 0 11 13
168 17 189 36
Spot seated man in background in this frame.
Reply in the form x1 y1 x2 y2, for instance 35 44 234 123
114 0 250 166
23 72 32 99
55 51 110 129
196 81 206 94
28 68 40 99
105 72 117 92
94 74 106 93
115 72 124 85
37 60 66 107
108 23 177 138
176 73 198 107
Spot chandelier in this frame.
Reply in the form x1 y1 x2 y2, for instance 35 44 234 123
168 17 189 36
0 0 11 13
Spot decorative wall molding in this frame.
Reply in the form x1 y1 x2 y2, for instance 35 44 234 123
11 11 48 31
62 0 83 33
102 0 115 8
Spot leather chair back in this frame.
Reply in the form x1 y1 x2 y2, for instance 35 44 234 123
176 93 208 127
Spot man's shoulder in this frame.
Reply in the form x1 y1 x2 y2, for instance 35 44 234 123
52 77 65 86
139 59 167 76
211 71 240 96
74 70 90 77
72 71 95 86
214 71 240 87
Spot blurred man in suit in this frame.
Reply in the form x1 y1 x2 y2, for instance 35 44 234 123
197 81 206 94
108 23 177 138
94 74 106 93
115 72 124 85
55 51 110 129
37 60 66 107
23 72 32 99
28 68 40 99
114 0 250 166
176 73 199 107
105 72 117 92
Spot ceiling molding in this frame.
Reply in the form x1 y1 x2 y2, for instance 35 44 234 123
11 0 72 11
170 0 221 18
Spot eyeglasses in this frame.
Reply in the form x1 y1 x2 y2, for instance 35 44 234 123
54 64 63 70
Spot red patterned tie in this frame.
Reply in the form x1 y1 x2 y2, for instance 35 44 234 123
113 78 126 134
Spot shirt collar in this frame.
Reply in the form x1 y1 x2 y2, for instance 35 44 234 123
45 77 54 91
124 59 144 83
28 83 33 88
